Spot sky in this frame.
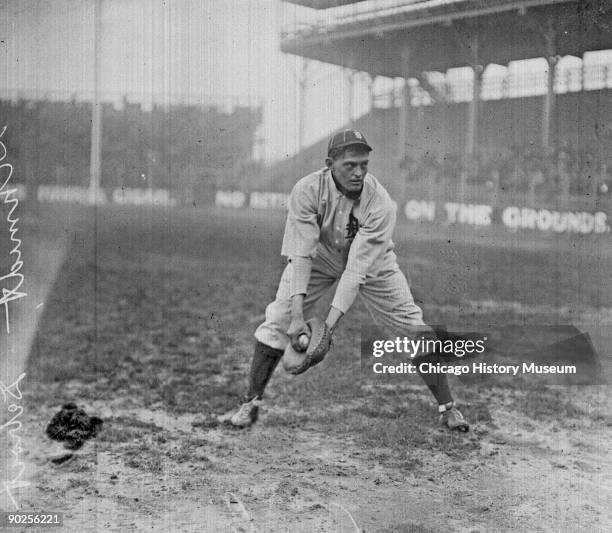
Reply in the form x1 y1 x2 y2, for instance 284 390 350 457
0 0 348 161
1 0 611 162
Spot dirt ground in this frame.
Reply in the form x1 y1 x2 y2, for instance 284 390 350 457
2 205 612 532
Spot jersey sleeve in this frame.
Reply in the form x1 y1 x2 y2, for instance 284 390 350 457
281 177 321 296
281 177 320 259
330 198 396 314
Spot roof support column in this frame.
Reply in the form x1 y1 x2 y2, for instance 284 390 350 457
298 58 309 151
346 69 355 127
368 74 376 112
466 65 482 163
89 0 103 195
465 33 482 194
542 26 557 152
397 47 411 181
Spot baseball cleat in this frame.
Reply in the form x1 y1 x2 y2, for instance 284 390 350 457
439 404 470 432
218 397 262 428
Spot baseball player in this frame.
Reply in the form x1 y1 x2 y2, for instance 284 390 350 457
224 129 469 431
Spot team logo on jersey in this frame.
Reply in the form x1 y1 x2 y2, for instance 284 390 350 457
345 212 359 240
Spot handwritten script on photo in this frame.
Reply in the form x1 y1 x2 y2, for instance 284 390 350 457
0 125 28 510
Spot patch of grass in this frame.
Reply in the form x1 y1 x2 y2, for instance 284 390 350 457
123 447 164 473
109 416 165 431
519 389 588 423
64 455 93 473
592 411 612 426
24 207 609 469
166 439 211 464
97 425 141 444
265 411 311 428
267 397 479 459
66 477 91 490
356 415 479 457
379 523 440 533
97 416 167 444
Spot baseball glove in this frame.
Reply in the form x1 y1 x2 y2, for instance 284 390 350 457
283 317 332 375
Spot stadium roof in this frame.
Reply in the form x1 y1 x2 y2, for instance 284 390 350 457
284 0 367 8
281 0 612 75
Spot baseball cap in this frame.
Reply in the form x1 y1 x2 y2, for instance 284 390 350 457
327 129 372 156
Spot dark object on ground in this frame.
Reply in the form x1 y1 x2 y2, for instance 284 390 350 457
50 453 75 465
46 402 103 450
191 414 220 429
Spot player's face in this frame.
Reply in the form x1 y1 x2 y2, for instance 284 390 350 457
327 149 370 194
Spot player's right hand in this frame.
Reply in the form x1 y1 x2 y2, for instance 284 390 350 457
287 317 310 352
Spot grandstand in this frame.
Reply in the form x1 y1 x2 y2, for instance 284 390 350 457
0 97 263 205
278 0 612 208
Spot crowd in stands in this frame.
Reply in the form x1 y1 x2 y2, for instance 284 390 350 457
2 97 609 206
401 145 611 201
0 98 262 202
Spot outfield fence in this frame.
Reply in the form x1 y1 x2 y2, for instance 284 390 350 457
213 190 610 237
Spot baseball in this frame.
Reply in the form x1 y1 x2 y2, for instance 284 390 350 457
298 333 310 350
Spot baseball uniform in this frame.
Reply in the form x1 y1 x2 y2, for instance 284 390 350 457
255 167 433 352
226 130 469 431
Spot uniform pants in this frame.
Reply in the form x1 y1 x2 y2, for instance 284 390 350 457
253 256 453 405
255 257 431 350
